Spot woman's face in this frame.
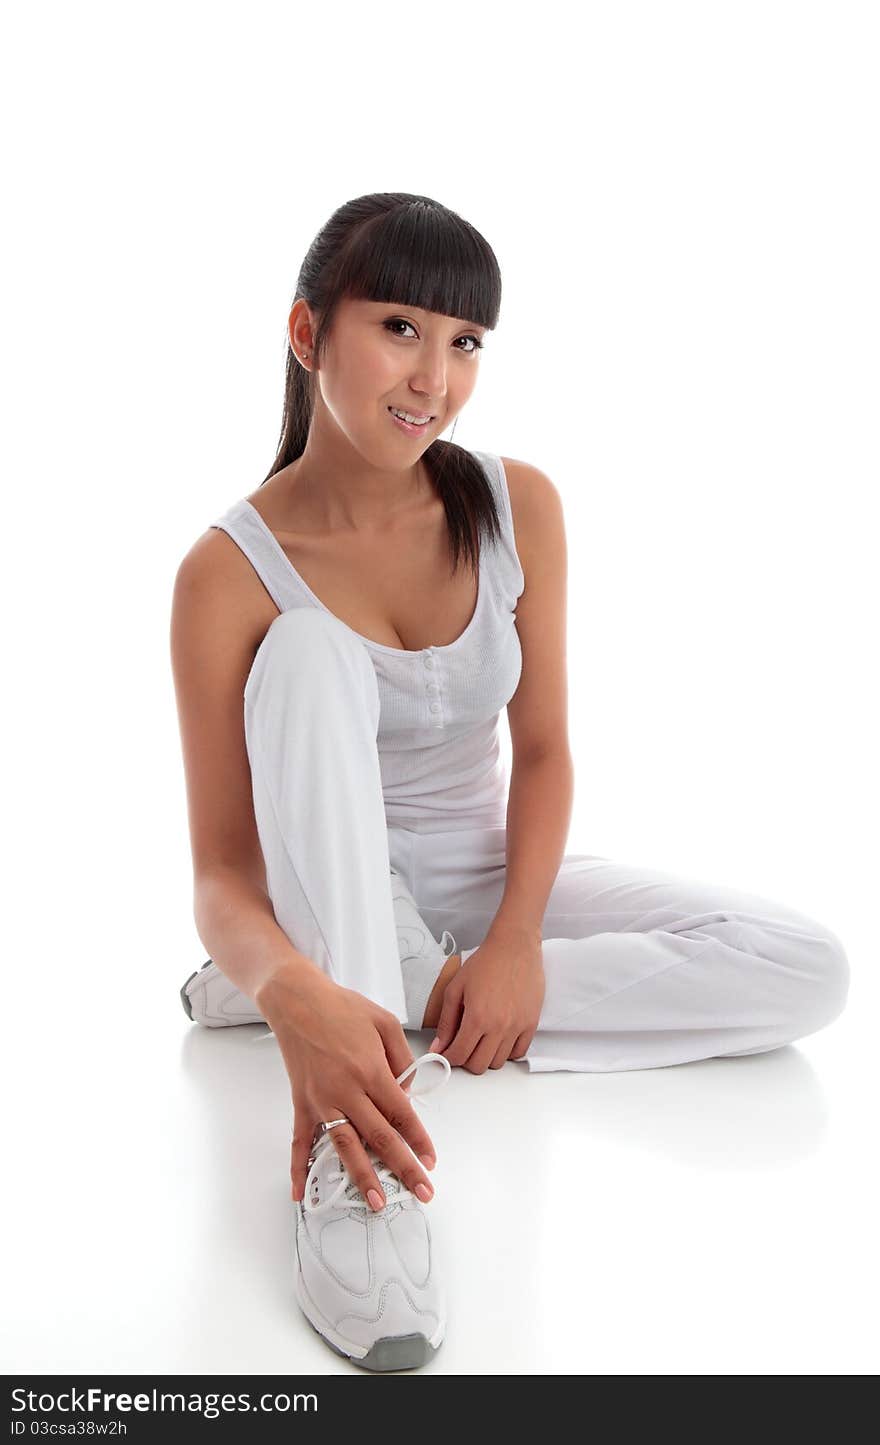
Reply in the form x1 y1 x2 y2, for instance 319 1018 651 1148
291 295 487 464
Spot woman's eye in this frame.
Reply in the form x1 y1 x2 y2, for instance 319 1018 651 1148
384 318 417 339
383 318 484 353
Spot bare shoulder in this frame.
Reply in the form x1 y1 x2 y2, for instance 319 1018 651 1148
174 525 278 641
176 523 254 592
497 455 566 570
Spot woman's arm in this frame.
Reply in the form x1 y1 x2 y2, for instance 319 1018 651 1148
486 750 575 946
495 456 574 943
194 863 329 1015
171 535 328 1010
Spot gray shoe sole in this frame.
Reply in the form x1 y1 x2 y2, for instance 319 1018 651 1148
300 1309 441 1372
179 961 211 1021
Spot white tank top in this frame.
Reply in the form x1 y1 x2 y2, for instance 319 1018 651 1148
211 448 525 833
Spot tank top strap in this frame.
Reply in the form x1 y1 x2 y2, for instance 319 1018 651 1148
470 448 525 603
211 449 524 615
210 498 312 614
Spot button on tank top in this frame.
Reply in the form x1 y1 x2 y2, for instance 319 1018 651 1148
211 448 525 833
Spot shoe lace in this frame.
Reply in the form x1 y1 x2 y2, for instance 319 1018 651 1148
303 1051 451 1216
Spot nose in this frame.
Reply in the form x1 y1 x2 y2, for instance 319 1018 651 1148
407 347 450 412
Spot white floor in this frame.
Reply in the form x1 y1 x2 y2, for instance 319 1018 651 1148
5 943 877 1377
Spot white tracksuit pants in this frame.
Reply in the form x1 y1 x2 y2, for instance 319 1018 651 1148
242 607 850 1073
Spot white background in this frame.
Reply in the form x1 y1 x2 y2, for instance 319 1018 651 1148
2 0 878 1376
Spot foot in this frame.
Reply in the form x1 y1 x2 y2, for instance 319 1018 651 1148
181 871 460 1031
180 959 266 1028
390 868 461 1031
294 1052 451 1371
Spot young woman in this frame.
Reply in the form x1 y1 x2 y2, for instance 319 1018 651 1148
170 192 850 1372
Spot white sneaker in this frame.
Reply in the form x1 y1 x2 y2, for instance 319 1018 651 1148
390 867 458 1030
179 958 266 1028
180 869 456 1029
294 1051 451 1371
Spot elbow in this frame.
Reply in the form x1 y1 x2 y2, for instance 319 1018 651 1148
512 744 575 770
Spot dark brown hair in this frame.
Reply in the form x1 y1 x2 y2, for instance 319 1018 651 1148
261 192 504 578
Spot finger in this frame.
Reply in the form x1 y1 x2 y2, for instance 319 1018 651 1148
371 1074 439 1174
442 1012 484 1069
433 976 464 1053
463 1033 503 1075
291 1113 316 1203
490 1033 521 1070
335 1097 436 1207
510 1029 534 1061
373 1010 417 1091
370 1015 439 1168
317 1117 390 1211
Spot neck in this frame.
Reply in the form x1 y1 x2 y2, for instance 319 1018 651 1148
281 430 433 535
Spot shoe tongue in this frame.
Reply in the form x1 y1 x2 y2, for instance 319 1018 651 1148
308 1143 337 1209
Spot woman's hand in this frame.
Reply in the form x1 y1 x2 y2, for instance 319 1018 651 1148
431 924 545 1073
256 966 439 1211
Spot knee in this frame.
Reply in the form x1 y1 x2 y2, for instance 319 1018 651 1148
245 608 371 704
757 917 851 1039
259 605 354 660
801 924 851 1032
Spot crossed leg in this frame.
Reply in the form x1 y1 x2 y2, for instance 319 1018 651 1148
401 827 851 1074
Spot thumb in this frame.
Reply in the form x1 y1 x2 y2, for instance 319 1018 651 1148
374 1011 416 1088
432 974 464 1053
